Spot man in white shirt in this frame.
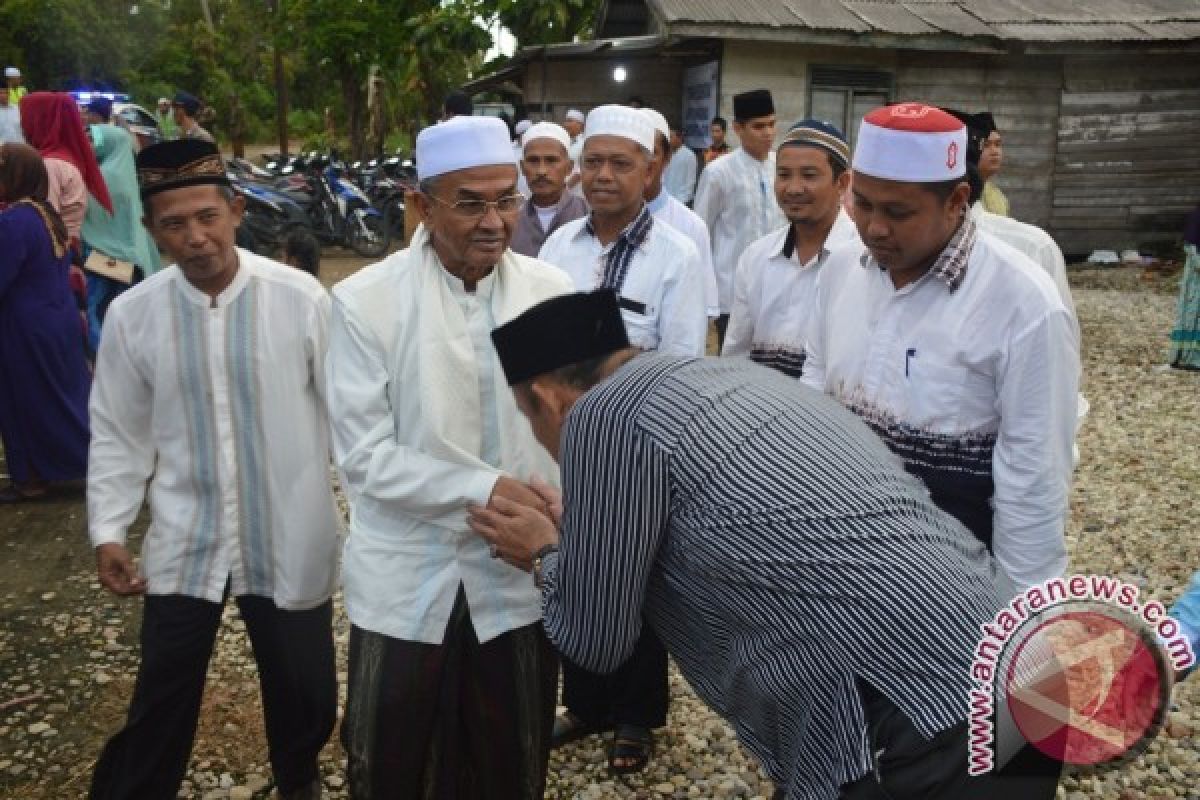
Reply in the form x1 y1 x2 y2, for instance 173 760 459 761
510 121 588 258
722 119 859 374
642 108 718 318
539 105 707 357
0 86 23 143
88 139 338 800
327 115 573 798
564 108 585 195
803 104 1080 597
662 123 698 205
693 89 787 350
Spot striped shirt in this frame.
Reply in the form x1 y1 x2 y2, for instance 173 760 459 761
540 354 1003 800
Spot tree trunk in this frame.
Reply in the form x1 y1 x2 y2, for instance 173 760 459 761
341 73 364 160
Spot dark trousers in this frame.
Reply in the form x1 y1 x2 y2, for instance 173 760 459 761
826 684 1061 800
341 590 559 800
561 626 670 730
715 313 731 354
90 594 337 800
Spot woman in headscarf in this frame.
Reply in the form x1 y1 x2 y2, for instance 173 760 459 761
81 123 162 351
18 91 112 243
19 92 113 340
0 143 91 502
1169 205 1200 370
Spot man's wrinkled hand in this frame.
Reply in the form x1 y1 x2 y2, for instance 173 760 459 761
468 495 559 572
528 475 563 527
96 543 147 596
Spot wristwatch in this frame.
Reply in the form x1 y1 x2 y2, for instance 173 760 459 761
532 544 559 589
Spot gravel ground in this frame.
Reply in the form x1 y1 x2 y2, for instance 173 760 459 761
1 264 1197 800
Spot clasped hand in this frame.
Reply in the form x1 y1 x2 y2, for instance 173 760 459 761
467 475 561 572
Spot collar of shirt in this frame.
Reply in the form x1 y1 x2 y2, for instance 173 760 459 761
439 261 496 300
779 226 831 269
646 189 669 215
174 250 253 308
525 191 571 219
859 215 977 293
582 203 655 290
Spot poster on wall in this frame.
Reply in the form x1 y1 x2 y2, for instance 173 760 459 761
682 61 719 149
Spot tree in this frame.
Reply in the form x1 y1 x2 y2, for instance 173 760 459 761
489 0 603 48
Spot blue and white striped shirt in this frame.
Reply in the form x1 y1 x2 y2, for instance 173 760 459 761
541 354 1002 800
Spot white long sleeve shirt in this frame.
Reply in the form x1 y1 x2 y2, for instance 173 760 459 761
539 207 708 356
722 210 860 373
692 148 786 313
648 188 719 317
802 220 1079 591
327 233 572 644
87 250 340 610
663 145 698 205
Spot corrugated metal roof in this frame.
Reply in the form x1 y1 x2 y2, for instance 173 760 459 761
649 0 1200 42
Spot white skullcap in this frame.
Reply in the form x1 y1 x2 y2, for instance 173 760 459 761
415 115 517 181
852 103 967 183
522 122 571 153
157 97 170 105
640 108 670 146
584 105 655 153
4 67 19 78
565 109 585 124
514 119 532 136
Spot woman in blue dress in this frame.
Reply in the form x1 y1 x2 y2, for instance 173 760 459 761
0 142 91 501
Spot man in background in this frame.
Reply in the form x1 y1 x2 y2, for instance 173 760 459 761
662 123 698 205
704 116 730 164
0 86 23 143
153 97 178 140
172 91 214 143
511 121 587 258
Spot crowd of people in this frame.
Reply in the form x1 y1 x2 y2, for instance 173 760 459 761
0 74 1198 800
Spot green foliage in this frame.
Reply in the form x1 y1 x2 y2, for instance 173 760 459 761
0 0 602 154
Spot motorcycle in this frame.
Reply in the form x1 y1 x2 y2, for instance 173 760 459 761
229 172 311 257
304 155 391 258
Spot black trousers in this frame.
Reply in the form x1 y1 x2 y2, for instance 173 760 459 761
89 594 337 800
561 626 670 730
826 684 1061 800
341 590 559 800
714 313 731 354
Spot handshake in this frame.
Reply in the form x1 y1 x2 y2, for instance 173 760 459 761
468 475 562 573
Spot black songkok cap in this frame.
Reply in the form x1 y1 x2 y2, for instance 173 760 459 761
491 290 631 386
136 138 229 199
173 90 202 117
940 108 997 165
733 89 774 122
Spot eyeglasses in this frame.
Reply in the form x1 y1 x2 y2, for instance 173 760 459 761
580 155 640 175
427 193 525 218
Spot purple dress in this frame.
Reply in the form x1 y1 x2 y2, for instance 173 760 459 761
0 204 91 484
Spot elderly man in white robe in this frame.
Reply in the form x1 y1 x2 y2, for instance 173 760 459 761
327 115 573 799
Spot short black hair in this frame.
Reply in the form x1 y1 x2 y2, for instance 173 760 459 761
965 164 984 206
921 177 969 204
443 90 473 117
282 228 320 277
711 116 727 132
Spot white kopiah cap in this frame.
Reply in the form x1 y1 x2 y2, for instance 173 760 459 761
584 105 655 153
514 119 532 136
415 115 517 181
565 109 585 124
4 67 19 78
522 122 571 153
640 108 670 146
852 102 967 183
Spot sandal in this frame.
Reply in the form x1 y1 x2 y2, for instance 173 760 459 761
552 711 607 749
608 723 654 775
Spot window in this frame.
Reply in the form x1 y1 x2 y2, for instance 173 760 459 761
808 67 893 147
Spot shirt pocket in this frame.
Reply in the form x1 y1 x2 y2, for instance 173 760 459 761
618 295 659 350
900 360 969 431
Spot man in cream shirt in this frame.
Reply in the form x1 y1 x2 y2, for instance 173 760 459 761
327 115 573 798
